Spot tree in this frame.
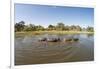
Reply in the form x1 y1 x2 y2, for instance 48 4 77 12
70 25 76 31
76 25 82 31
28 24 36 31
48 24 55 30
56 23 65 30
86 26 94 32
15 21 94 32
35 25 44 31
23 25 31 31
64 25 70 31
15 21 25 32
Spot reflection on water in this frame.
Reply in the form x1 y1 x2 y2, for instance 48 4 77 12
15 34 94 65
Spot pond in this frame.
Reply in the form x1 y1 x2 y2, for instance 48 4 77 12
15 34 94 65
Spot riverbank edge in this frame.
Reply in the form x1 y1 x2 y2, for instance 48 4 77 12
15 31 94 36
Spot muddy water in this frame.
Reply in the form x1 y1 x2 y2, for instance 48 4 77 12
15 34 94 65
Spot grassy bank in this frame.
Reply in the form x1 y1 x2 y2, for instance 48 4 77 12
15 31 94 37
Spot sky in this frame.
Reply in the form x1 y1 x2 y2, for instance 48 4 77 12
15 3 94 28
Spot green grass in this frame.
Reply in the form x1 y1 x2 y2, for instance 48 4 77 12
15 31 94 37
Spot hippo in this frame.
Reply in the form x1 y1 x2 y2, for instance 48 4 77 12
38 37 79 42
63 38 72 42
47 38 60 42
63 38 79 42
73 38 79 41
38 37 47 41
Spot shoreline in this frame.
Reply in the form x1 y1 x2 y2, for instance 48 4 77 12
15 31 94 36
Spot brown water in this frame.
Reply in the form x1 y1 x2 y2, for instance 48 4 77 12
15 34 94 65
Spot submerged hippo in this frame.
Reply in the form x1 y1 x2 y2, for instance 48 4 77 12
38 37 47 41
38 37 79 42
63 38 79 42
38 37 60 42
73 38 79 41
47 38 60 42
63 38 72 42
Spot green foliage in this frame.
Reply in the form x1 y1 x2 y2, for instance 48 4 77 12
35 25 44 31
15 21 25 32
56 23 65 30
15 21 94 32
48 24 55 30
86 26 94 32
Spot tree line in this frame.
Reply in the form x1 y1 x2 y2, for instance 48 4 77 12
15 21 94 32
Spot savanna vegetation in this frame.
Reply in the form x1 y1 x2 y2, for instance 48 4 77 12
15 21 94 35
